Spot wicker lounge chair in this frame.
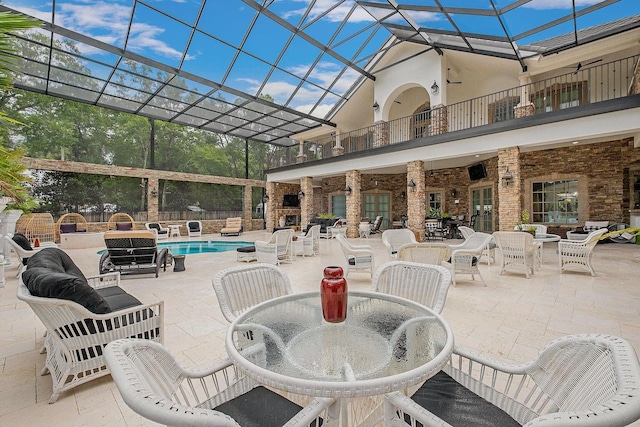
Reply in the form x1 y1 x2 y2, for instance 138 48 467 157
336 234 374 277
384 334 640 427
255 228 294 265
442 232 492 286
558 228 607 276
99 230 168 277
18 248 163 403
297 224 320 256
220 217 243 236
397 242 451 266
493 231 540 278
186 220 202 237
144 222 169 240
106 212 135 231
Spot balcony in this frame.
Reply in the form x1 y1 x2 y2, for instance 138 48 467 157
268 55 640 170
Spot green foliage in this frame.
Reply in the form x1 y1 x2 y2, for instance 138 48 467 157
427 207 441 218
318 213 337 219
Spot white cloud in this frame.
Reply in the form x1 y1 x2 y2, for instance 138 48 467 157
282 0 375 24
523 0 604 9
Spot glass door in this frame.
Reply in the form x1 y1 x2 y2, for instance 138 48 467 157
470 186 494 232
363 193 390 229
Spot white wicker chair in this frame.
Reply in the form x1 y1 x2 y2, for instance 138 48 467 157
558 228 607 276
17 275 164 403
372 261 452 313
4 235 56 277
298 224 320 256
255 228 294 265
397 242 451 266
384 334 640 427
381 229 417 258
493 231 539 278
186 220 202 237
144 222 169 240
336 234 374 277
442 232 492 286
105 339 337 427
212 263 293 323
459 226 496 265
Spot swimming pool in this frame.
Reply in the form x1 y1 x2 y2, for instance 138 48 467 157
98 240 252 256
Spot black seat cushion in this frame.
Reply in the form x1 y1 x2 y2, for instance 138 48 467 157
410 371 520 427
188 222 200 231
59 223 77 233
236 245 256 253
12 233 33 265
116 222 133 231
215 386 319 427
97 286 142 311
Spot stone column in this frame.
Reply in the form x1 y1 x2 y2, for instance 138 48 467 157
300 177 313 228
429 104 448 136
407 161 426 241
243 184 252 232
633 63 640 95
147 177 159 222
373 120 389 147
295 139 307 163
498 147 521 230
345 170 362 238
266 182 276 232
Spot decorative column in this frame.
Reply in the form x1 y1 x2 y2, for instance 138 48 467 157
407 161 426 241
429 104 448 136
300 176 313 228
514 74 535 118
266 181 277 232
243 184 252 232
345 170 361 238
373 120 389 147
332 131 344 156
498 147 521 230
295 139 307 163
147 177 159 222
633 63 640 95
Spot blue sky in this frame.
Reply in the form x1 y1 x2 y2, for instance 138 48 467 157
6 0 640 119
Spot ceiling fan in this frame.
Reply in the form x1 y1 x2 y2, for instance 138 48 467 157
446 68 462 84
565 58 602 74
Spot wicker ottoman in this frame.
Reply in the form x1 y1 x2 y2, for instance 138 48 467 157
236 245 257 262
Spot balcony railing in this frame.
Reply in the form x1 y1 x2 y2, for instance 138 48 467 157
269 55 639 169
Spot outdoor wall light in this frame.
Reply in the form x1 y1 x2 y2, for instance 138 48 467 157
407 178 416 192
150 187 158 197
431 81 439 95
451 188 457 198
345 185 352 196
297 190 305 200
502 167 514 187
373 101 379 111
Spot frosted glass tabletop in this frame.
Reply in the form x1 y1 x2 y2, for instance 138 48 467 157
225 291 453 398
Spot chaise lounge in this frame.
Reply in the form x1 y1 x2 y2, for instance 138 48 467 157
220 216 243 236
99 230 168 278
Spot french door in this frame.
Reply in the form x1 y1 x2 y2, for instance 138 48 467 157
363 192 390 229
470 186 494 232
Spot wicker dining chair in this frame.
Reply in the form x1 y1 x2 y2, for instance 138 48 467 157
212 263 293 323
298 224 321 256
384 334 640 427
396 242 451 267
336 234 374 277
493 231 539 278
105 339 336 427
459 226 496 265
442 232 493 286
381 229 417 258
372 261 452 313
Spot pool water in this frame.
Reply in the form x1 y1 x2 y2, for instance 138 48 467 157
160 240 252 255
98 240 252 256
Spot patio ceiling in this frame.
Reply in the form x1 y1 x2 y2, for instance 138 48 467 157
2 1 639 147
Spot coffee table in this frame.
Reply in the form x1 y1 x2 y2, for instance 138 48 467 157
226 291 453 426
168 224 181 238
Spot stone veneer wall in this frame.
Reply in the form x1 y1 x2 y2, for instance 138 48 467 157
498 147 521 230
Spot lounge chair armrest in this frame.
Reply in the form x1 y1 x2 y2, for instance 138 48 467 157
86 272 121 290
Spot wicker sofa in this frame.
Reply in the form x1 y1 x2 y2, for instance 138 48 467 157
18 248 164 403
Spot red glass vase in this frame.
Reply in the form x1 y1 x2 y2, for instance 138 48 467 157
321 266 348 323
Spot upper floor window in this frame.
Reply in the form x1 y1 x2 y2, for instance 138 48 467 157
531 82 587 113
532 180 579 224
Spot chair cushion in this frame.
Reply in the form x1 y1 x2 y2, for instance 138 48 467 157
188 222 200 231
411 371 520 427
116 222 133 231
448 256 479 266
96 286 143 311
348 256 371 265
23 248 112 314
60 223 77 233
214 386 310 427
237 246 256 253
12 233 32 251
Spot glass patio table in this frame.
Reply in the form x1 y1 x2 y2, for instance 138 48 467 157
225 290 453 426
